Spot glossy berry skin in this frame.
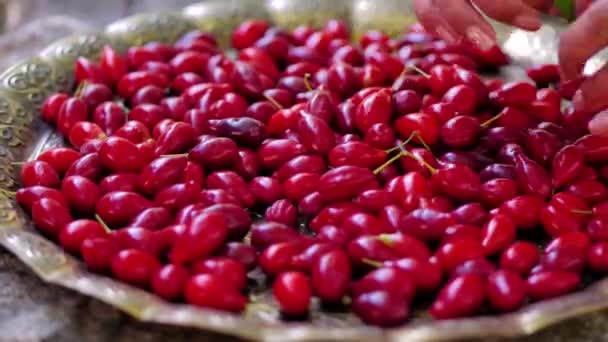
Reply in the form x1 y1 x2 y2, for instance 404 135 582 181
95 191 152 227
19 160 61 190
217 242 258 271
16 186 67 212
500 241 540 275
191 257 247 290
312 250 351 302
437 238 485 272
384 258 443 292
151 264 190 301
431 164 481 202
588 242 608 272
486 270 527 312
41 93 68 123
259 241 308 276
265 199 298 226
61 175 100 215
57 98 88 136
111 249 161 287
351 267 416 302
481 214 516 255
80 237 120 272
273 271 312 316
526 271 580 300
430 275 486 319
170 212 228 264
99 137 147 173
185 274 247 312
353 291 409 326
394 112 440 146
59 220 107 254
37 147 81 176
31 198 72 237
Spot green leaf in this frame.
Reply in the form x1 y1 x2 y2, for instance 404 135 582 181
554 0 575 21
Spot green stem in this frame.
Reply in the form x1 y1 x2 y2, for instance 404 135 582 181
481 113 503 128
264 94 283 110
376 234 394 247
409 65 430 79
415 132 431 151
303 73 313 92
160 153 188 158
361 258 383 268
554 0 575 21
385 131 419 154
373 152 404 175
95 214 112 234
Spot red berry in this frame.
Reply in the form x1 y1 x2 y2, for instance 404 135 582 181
151 264 190 300
111 249 161 287
273 271 312 316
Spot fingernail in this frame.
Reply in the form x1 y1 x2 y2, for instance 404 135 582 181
465 26 495 51
572 90 587 112
589 110 608 136
513 15 541 30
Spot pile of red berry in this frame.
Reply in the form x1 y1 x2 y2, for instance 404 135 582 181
16 17 608 327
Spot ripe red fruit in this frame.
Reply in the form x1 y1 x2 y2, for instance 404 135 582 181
185 274 247 312
111 249 161 287
31 198 72 237
151 264 190 300
311 250 351 302
273 271 312 316
59 220 107 254
486 270 527 312
430 275 485 319
170 212 228 264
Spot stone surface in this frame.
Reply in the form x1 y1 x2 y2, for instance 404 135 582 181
0 1 605 341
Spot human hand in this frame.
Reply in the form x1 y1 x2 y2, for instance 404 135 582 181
558 1 608 135
415 0 608 135
413 0 546 50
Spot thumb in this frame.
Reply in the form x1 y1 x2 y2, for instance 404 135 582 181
589 110 608 136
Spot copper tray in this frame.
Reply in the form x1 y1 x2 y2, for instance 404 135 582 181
0 1 607 341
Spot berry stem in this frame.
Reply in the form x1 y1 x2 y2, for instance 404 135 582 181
264 94 283 110
481 113 503 128
385 131 418 154
398 141 437 174
160 153 188 158
303 73 313 92
376 234 394 247
373 152 404 175
94 214 112 233
571 209 593 215
361 258 383 268
409 65 430 79
415 132 431 151
74 80 88 98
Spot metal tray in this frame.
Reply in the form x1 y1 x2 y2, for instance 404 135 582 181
0 1 606 341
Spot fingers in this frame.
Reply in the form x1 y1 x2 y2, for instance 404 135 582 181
588 110 608 136
572 64 608 117
414 0 497 50
413 0 461 43
473 0 542 30
575 0 595 16
559 1 608 80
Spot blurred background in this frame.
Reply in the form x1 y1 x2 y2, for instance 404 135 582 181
0 0 204 70
2 0 201 30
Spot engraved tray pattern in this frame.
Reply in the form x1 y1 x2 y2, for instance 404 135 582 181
0 1 606 341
